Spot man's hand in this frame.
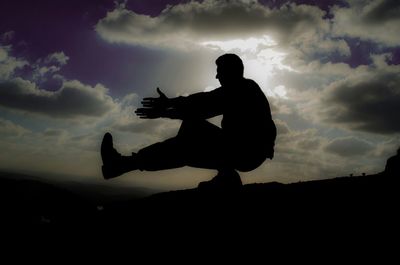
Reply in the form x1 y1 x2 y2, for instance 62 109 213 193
135 87 169 119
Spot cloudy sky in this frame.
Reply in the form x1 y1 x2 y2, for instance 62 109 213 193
0 0 399 190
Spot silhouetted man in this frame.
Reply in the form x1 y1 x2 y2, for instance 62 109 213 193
384 147 400 177
101 54 276 189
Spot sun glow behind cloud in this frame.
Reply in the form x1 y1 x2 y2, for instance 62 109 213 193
201 35 293 99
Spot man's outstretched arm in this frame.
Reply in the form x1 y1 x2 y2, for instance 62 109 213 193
135 87 223 120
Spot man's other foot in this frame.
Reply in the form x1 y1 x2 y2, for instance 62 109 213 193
101 132 133 180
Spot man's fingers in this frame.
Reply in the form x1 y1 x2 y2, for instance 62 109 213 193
136 114 151 119
136 112 149 117
135 108 147 114
137 113 156 119
157 87 166 98
142 97 156 102
141 99 157 107
135 108 160 119
141 102 154 107
137 114 150 119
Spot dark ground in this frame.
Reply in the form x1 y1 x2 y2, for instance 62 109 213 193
0 172 398 232
1 172 399 260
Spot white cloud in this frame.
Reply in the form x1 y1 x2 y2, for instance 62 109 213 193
0 78 118 118
43 51 69 66
274 119 290 135
31 51 70 82
0 47 7 61
42 128 69 138
0 43 117 119
0 118 30 137
291 35 351 59
96 0 328 49
38 65 60 75
261 125 342 181
0 46 27 80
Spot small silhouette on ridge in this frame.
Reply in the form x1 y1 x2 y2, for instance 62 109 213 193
384 146 400 177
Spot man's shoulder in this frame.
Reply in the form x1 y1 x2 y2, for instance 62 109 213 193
242 78 262 90
243 78 258 85
241 79 263 94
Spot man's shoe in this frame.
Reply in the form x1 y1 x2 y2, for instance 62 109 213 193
101 132 134 180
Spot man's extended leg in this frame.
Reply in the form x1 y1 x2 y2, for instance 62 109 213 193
136 119 230 171
101 119 242 188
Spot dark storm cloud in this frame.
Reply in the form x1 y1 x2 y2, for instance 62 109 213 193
0 78 117 118
320 58 400 134
362 0 400 23
96 0 327 47
324 137 374 157
332 0 400 46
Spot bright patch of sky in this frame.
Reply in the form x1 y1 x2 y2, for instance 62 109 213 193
201 35 294 99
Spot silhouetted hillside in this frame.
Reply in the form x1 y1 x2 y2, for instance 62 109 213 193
1 172 397 229
0 176 96 225
0 171 154 225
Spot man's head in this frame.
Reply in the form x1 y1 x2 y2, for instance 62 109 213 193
216 53 244 86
